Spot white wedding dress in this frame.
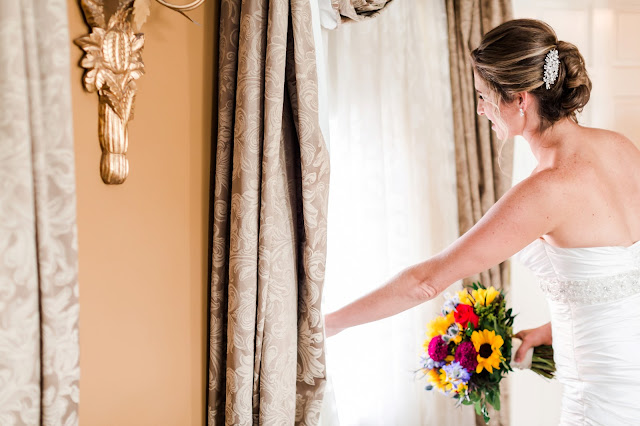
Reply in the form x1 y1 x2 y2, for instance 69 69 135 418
516 238 640 426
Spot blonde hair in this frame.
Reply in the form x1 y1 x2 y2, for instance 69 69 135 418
470 19 592 134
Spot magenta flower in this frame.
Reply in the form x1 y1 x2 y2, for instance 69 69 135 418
428 335 448 362
455 341 478 372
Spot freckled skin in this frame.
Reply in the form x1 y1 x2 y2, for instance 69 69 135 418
473 71 640 248
324 73 640 339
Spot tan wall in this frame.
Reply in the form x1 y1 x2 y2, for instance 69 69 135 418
67 1 217 424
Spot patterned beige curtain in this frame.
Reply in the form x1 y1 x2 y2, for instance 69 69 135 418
0 0 80 425
445 0 513 293
207 0 330 425
330 0 394 23
445 1 513 425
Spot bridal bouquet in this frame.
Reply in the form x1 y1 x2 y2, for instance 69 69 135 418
419 283 555 423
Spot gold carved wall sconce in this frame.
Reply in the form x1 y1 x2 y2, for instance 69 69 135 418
75 0 204 185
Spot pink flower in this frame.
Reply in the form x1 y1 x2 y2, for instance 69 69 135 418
428 335 448 362
455 341 478 372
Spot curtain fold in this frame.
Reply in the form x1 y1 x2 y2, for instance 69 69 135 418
0 0 80 425
208 0 330 424
445 1 513 425
446 0 514 289
329 0 394 24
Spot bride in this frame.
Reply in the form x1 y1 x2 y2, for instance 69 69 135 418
324 19 640 425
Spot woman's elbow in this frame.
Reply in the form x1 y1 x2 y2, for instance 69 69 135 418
414 279 439 302
407 262 442 302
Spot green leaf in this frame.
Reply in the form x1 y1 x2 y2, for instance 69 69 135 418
488 392 501 410
490 369 501 382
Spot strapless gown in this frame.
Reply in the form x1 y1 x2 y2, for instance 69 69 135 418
515 238 640 426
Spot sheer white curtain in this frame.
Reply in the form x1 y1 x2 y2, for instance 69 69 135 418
320 1 474 424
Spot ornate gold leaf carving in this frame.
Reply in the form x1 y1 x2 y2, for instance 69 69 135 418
133 0 152 31
75 0 204 184
75 0 144 184
80 0 106 28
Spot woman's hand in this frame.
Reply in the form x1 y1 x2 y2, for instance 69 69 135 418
514 322 552 362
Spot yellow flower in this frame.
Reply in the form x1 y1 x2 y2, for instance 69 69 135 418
456 382 468 394
439 369 453 392
471 329 504 374
456 289 474 306
472 286 499 306
426 312 455 338
426 368 438 386
427 368 447 390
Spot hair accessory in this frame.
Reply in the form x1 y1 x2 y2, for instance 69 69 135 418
519 108 524 117
543 48 560 90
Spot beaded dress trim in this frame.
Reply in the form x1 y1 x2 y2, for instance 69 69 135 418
539 269 640 305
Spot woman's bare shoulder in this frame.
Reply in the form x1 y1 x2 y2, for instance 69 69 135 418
509 167 573 211
584 127 640 173
586 126 638 149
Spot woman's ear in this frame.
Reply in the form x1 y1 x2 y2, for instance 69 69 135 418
518 92 531 112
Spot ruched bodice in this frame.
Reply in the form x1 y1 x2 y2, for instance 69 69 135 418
515 238 640 426
516 238 640 281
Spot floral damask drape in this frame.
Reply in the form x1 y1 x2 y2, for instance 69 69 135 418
446 0 514 290
445 1 514 425
207 0 330 424
0 0 80 424
330 0 394 23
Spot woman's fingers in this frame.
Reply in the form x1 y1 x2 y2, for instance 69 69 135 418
513 329 534 362
515 338 532 363
514 323 553 362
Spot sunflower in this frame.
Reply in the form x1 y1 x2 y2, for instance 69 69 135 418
471 329 504 374
472 286 500 306
426 312 455 338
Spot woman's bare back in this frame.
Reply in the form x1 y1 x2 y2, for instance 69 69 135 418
538 127 640 248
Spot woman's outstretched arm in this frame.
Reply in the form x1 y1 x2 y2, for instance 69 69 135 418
324 169 567 337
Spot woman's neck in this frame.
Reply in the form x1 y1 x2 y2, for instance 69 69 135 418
522 118 581 168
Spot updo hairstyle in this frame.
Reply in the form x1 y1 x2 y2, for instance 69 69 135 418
470 19 592 133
